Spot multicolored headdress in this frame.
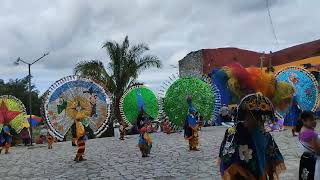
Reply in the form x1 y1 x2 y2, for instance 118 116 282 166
236 93 275 123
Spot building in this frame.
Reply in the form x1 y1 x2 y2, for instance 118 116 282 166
179 39 320 77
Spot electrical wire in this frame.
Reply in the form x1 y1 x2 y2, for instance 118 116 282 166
266 0 279 47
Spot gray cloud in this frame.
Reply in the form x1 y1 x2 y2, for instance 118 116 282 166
0 0 319 94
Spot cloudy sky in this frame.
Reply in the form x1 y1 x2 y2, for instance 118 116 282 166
0 0 319 94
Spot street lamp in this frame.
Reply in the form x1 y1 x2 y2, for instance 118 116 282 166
15 53 49 145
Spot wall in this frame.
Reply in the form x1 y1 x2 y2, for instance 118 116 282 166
179 50 203 77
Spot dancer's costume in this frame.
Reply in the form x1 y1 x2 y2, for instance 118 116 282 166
284 96 301 127
119 123 126 140
184 98 199 151
219 93 286 179
163 121 171 134
138 127 152 157
73 120 88 162
47 133 54 149
298 128 320 180
0 125 13 154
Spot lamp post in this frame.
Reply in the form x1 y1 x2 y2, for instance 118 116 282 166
15 53 49 145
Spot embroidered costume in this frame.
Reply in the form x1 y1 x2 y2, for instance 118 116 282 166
72 120 88 162
0 124 13 154
119 122 127 140
47 132 54 149
219 93 286 179
138 127 152 157
184 97 200 151
163 119 171 134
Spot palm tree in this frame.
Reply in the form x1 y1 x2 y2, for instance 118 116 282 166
74 36 161 124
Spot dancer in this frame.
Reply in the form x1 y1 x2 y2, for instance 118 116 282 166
219 93 286 179
184 97 200 151
0 124 13 154
163 117 172 134
47 132 54 149
73 119 88 162
138 123 152 157
298 111 320 180
20 127 30 146
71 123 77 146
220 104 230 123
136 108 146 131
119 121 127 140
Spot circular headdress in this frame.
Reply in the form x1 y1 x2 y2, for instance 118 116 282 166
161 76 215 128
43 75 111 140
236 93 275 123
275 66 319 112
0 95 27 133
120 85 159 125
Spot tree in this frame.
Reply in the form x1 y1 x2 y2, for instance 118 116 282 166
0 77 41 116
74 36 161 125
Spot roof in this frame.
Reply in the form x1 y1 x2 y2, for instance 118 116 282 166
201 48 264 74
200 39 320 74
273 56 320 73
271 39 320 65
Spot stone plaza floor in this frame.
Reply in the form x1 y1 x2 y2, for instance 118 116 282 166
0 126 312 180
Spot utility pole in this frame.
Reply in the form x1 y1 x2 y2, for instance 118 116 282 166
15 53 49 145
260 52 266 70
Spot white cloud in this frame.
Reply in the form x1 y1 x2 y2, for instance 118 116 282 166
0 0 319 94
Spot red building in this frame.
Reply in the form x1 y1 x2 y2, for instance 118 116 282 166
179 39 320 76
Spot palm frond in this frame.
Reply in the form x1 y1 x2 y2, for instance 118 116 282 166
74 60 116 92
137 55 162 72
128 43 149 60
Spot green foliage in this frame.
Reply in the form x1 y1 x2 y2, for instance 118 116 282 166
122 87 158 124
74 36 161 123
163 77 214 127
0 77 41 116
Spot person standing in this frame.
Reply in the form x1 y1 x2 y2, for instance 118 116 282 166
297 111 320 180
20 127 30 146
163 118 172 134
219 93 286 179
220 104 230 123
119 122 127 140
113 122 120 139
72 119 88 162
184 97 200 151
138 124 152 157
136 109 145 131
0 124 13 154
47 132 54 149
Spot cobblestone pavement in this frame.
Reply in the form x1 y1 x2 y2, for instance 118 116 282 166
0 126 316 180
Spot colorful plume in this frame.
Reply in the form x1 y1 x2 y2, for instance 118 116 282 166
211 63 294 110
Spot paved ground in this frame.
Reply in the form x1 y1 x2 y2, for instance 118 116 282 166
0 126 317 180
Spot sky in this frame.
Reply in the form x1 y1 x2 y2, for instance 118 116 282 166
0 0 319 95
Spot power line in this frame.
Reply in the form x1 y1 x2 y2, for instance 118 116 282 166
265 0 279 47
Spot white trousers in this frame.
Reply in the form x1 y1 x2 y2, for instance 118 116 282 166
114 128 120 139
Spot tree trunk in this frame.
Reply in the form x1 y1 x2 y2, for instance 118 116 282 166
99 93 123 138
